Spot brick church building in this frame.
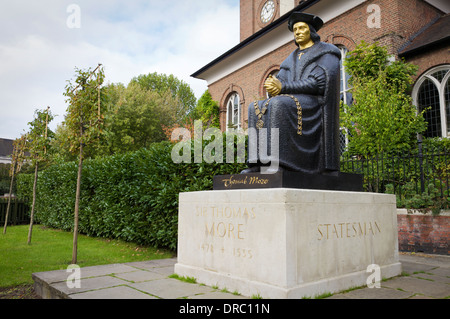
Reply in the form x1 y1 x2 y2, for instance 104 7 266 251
192 0 450 145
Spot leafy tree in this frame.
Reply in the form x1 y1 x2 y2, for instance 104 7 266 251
53 74 197 158
52 82 119 161
190 90 220 129
340 41 427 156
51 123 77 163
51 72 196 161
131 72 196 121
105 82 180 153
26 107 54 244
344 41 418 90
63 64 105 264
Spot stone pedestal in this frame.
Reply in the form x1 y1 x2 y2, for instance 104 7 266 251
175 189 402 299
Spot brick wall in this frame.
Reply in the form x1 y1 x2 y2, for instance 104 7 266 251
240 0 282 42
208 0 446 131
404 44 450 81
208 41 295 130
397 211 450 255
240 0 255 42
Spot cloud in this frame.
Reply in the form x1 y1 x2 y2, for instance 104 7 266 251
0 0 239 140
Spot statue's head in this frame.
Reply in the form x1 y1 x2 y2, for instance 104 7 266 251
288 12 322 46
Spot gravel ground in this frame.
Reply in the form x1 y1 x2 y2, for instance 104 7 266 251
0 284 41 299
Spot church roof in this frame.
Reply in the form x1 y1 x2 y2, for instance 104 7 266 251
399 14 450 57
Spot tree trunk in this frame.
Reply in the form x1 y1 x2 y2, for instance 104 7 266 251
27 162 39 245
72 142 83 264
3 164 15 234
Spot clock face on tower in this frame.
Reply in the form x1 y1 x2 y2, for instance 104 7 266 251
260 0 276 24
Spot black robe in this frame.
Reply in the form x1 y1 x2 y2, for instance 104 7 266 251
247 41 341 174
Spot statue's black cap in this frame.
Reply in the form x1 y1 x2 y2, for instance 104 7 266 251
288 12 324 32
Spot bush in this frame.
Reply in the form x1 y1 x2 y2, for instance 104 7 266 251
16 137 247 250
0 164 12 195
340 41 426 156
385 182 448 214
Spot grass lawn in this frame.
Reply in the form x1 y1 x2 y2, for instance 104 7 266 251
0 225 175 288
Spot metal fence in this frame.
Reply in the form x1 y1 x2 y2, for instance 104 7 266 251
0 197 30 226
340 143 449 208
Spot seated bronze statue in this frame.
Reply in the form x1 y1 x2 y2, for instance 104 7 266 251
242 12 341 175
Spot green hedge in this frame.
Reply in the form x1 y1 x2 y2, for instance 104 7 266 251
16 138 247 250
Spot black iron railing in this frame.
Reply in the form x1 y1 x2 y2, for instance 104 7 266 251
0 197 30 226
341 142 449 209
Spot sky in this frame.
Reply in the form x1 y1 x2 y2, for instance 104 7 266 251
0 0 240 140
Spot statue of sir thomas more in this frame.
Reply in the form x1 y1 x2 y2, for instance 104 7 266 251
242 12 342 175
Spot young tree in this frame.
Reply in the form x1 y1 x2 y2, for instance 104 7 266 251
340 41 427 156
63 64 105 264
27 107 54 244
190 90 220 129
3 134 27 234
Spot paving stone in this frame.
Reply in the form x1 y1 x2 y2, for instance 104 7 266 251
382 276 450 298
149 266 175 277
33 264 140 284
411 272 450 284
126 258 177 270
33 269 69 284
427 267 450 278
77 264 138 278
130 278 214 299
399 254 450 268
52 276 128 295
70 285 157 299
401 261 437 275
114 270 166 283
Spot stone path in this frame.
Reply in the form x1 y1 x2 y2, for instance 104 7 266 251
32 253 450 299
329 253 450 299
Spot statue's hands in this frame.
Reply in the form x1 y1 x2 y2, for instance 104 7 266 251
264 75 282 97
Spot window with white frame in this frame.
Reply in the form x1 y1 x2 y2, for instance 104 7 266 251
338 46 352 154
413 65 450 138
226 93 241 131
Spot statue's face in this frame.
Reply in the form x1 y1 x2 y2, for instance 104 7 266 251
293 22 311 46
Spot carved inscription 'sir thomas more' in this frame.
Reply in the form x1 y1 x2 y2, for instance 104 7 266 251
195 206 256 260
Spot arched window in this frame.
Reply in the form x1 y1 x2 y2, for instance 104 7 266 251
338 46 352 154
413 65 450 138
339 46 352 106
226 93 241 131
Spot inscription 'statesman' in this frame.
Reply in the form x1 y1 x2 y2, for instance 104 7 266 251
317 221 381 240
